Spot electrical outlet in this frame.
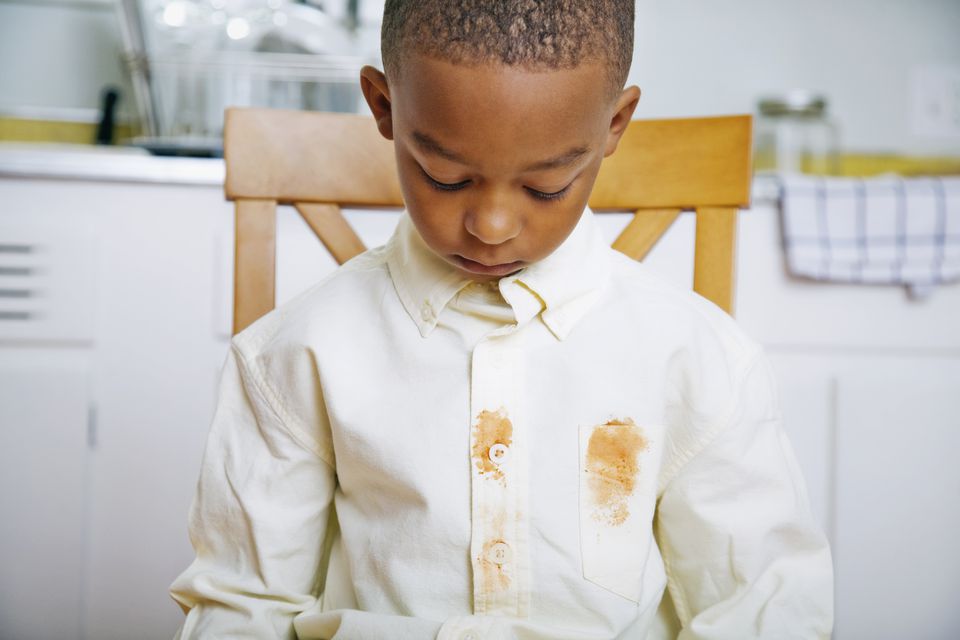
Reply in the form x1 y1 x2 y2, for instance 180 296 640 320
910 65 960 140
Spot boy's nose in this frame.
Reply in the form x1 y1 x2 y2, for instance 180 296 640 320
464 204 522 246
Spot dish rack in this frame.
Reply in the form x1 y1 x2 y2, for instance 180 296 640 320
126 51 368 156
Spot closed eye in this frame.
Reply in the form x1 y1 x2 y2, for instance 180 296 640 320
525 185 571 201
420 166 573 202
421 168 470 191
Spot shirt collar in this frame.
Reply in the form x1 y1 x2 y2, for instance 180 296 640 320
386 206 611 340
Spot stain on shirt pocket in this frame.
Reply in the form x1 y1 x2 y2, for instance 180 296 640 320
584 418 648 526
579 419 664 604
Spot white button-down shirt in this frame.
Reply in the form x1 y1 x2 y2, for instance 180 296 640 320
170 207 833 639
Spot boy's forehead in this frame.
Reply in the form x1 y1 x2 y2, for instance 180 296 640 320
391 54 613 162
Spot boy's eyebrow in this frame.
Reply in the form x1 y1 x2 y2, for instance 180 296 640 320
522 146 591 172
411 131 590 172
412 131 467 164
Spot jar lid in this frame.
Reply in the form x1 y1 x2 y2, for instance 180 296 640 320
758 90 828 116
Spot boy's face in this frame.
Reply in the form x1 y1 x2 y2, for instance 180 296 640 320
360 54 640 281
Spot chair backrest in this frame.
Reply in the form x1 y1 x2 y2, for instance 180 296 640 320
224 108 752 335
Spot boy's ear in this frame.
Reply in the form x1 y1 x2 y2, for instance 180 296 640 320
603 86 641 157
359 65 394 140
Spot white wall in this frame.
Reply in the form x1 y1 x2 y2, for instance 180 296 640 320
2 0 959 154
0 0 134 121
630 0 960 154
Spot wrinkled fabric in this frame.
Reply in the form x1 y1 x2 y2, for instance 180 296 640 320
170 207 833 639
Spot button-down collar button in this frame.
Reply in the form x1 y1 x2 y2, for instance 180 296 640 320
459 632 479 640
488 442 509 465
487 541 511 566
420 301 434 321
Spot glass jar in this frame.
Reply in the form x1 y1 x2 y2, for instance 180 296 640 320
754 91 840 175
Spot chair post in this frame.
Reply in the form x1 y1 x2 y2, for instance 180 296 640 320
233 198 277 335
693 206 738 314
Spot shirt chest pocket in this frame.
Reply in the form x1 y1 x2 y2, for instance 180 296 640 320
578 420 666 604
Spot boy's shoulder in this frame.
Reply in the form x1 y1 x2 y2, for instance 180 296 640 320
602 247 762 364
232 244 393 356
600 250 770 450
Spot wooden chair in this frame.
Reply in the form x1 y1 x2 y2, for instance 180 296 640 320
224 108 752 335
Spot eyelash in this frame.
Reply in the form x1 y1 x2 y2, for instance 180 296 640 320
421 170 572 202
527 186 572 202
424 174 470 192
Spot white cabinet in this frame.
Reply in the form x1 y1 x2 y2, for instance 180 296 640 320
0 214 96 343
1 171 233 639
72 181 229 639
766 352 960 639
0 352 90 639
833 358 960 640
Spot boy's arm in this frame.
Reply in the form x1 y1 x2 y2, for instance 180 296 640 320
169 341 337 639
170 341 457 640
655 351 834 639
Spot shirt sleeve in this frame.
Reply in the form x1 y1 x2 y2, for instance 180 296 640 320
169 341 338 639
654 350 834 639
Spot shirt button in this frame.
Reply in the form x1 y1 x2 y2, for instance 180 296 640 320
487 541 511 566
420 302 434 321
459 632 479 640
488 442 509 465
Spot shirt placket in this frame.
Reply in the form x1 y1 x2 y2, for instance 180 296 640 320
468 326 529 617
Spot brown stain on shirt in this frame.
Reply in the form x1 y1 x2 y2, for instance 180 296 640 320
472 408 513 484
478 538 511 592
585 418 648 526
474 510 511 595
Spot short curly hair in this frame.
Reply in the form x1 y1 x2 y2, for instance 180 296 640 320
380 0 635 98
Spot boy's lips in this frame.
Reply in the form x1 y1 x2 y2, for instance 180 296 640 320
453 254 526 277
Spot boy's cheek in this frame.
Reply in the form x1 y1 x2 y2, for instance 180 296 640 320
405 202 464 257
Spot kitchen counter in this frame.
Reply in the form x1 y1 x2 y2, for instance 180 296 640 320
0 143 225 186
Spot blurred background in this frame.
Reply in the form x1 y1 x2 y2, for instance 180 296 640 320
1 0 958 638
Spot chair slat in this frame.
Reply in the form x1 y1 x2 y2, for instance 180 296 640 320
295 203 367 265
611 208 682 261
234 199 277 334
225 109 403 206
590 115 753 209
225 108 751 210
693 206 738 314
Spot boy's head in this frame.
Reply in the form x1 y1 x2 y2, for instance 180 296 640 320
360 0 640 281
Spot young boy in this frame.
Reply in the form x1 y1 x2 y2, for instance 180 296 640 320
170 1 833 638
